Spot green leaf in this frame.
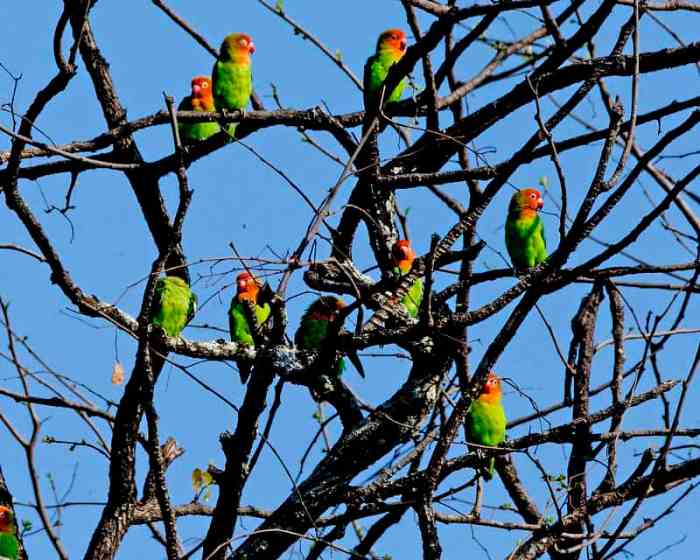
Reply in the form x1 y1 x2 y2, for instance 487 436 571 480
335 49 343 62
539 176 550 190
275 0 284 13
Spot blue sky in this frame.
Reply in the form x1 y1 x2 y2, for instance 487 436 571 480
2 1 700 559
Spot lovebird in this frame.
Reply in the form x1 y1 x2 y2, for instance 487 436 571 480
466 372 507 480
178 76 220 144
295 296 364 379
391 239 423 318
212 32 255 137
363 28 408 109
505 188 547 271
229 271 271 383
150 276 197 338
0 506 19 560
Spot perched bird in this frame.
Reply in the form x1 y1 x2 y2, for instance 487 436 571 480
295 296 364 379
177 76 220 144
391 239 423 318
0 506 19 560
363 28 408 110
505 188 547 271
466 372 507 480
150 276 197 338
212 32 255 137
229 271 271 383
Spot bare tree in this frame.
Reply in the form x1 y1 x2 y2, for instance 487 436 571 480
2 1 700 559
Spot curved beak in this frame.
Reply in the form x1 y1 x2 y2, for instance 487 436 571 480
536 197 544 210
249 41 256 54
192 84 201 96
400 39 407 51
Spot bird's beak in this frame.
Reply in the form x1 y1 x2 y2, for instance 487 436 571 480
192 84 201 96
400 39 407 51
237 279 248 292
249 41 256 54
537 197 544 210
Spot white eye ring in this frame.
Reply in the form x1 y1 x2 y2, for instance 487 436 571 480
239 38 248 47
201 82 208 88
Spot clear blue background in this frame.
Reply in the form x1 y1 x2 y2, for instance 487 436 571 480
1 1 699 559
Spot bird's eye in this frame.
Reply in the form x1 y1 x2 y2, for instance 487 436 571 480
201 82 209 89
239 38 248 47
530 193 536 198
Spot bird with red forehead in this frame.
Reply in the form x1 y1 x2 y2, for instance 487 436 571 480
212 32 255 138
505 188 547 272
363 28 408 110
229 271 271 383
178 76 220 144
0 505 19 560
295 296 365 382
466 372 507 480
391 239 423 318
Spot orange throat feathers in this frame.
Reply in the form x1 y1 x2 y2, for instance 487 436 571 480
396 259 413 274
237 287 258 304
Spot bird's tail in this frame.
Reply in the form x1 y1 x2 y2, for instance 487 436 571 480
484 456 495 481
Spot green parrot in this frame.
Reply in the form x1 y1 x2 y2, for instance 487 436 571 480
505 188 547 271
0 506 19 560
150 276 197 338
466 372 507 480
295 296 364 380
229 271 271 383
212 32 255 138
363 28 408 109
178 75 220 144
391 239 423 318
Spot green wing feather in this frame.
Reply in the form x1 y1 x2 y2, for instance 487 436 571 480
229 301 255 346
466 399 507 480
0 531 20 560
295 315 344 377
151 277 195 338
229 299 269 383
229 300 270 346
505 213 547 270
363 52 406 108
177 96 220 144
255 301 271 327
212 60 252 138
401 278 424 318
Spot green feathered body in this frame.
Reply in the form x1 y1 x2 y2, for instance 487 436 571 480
0 532 19 560
363 49 406 107
177 96 220 144
229 297 270 383
150 276 197 338
505 212 547 270
466 398 506 479
394 266 423 318
229 300 271 346
212 60 252 138
295 316 345 377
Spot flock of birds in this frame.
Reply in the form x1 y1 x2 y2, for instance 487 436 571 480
148 28 549 489
0 28 555 560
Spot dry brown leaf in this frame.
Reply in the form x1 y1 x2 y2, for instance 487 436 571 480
111 361 125 385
